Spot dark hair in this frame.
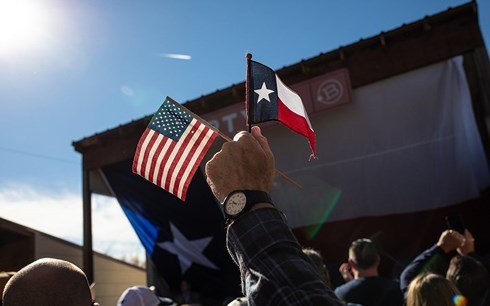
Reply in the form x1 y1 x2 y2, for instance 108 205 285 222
447 255 489 305
349 238 378 269
302 247 331 288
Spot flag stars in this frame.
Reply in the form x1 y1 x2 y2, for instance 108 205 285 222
151 100 193 139
254 82 275 103
158 223 218 273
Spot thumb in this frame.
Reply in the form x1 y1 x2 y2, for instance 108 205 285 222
251 126 274 160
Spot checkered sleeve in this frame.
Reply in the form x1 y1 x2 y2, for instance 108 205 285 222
227 208 343 306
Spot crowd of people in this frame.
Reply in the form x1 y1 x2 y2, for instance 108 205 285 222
2 126 489 305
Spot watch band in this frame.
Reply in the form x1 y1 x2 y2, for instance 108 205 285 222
223 190 273 221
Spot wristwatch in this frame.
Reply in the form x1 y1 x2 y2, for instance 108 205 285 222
223 190 273 220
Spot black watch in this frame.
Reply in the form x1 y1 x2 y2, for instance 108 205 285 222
223 190 273 220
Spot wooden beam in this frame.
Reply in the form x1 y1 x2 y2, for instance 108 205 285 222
82 166 94 283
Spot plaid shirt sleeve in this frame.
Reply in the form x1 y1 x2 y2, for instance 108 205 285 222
226 208 344 306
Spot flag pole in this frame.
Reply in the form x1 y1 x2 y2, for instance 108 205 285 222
166 97 302 189
245 53 252 133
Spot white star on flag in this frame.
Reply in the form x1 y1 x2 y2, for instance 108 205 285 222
157 223 218 274
254 82 275 103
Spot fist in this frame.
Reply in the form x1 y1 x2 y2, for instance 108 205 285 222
437 230 465 253
205 126 275 202
339 262 354 282
457 229 475 256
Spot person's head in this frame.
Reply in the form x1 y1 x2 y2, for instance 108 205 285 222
226 296 248 306
447 255 489 305
117 286 169 306
0 271 15 304
406 273 463 306
302 247 331 288
348 238 380 273
2 258 96 306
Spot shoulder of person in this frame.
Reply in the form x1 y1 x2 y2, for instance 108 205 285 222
334 278 361 292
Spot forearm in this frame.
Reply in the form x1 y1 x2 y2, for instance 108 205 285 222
227 208 342 306
400 245 450 293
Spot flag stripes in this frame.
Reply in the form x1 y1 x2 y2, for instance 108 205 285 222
132 101 217 201
247 59 316 158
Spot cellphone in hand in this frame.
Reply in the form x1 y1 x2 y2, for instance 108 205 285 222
445 214 465 235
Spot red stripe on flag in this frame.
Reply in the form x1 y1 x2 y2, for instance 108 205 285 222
132 128 152 174
164 121 201 193
147 135 165 183
172 124 205 194
140 130 160 178
132 98 218 200
155 140 176 188
172 121 212 196
177 128 217 199
278 97 316 155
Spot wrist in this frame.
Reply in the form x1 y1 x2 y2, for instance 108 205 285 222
250 202 274 211
437 243 453 254
226 202 275 227
223 190 273 221
436 243 446 253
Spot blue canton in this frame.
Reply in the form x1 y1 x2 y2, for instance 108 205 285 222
150 99 192 141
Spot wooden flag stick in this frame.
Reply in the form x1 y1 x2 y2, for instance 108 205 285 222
208 129 302 190
245 53 252 133
166 97 303 189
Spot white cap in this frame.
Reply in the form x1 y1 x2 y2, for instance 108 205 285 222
117 286 161 306
227 297 248 306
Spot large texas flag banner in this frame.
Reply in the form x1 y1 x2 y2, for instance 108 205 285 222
103 161 240 300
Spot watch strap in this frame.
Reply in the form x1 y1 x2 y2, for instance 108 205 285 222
224 190 273 220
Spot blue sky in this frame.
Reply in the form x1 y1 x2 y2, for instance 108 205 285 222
1 0 489 262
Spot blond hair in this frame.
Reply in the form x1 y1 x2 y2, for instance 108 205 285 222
406 273 463 306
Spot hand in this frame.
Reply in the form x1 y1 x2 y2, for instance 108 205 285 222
436 230 465 253
457 229 475 256
205 126 275 203
339 262 354 282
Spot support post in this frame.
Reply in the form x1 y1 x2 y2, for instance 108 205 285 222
82 167 94 283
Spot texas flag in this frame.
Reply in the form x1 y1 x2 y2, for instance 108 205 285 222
102 160 240 301
247 59 316 158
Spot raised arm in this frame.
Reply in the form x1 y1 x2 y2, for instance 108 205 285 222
399 229 465 294
205 126 343 306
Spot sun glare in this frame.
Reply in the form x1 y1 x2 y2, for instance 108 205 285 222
0 0 52 58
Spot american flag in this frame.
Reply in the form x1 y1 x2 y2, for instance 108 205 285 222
132 97 217 201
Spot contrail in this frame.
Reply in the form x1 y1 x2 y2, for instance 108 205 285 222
159 53 192 60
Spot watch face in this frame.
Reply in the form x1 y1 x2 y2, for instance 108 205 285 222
224 192 247 216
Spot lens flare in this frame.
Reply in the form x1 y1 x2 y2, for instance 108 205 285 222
271 174 342 239
303 188 342 239
453 294 467 306
0 0 52 57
